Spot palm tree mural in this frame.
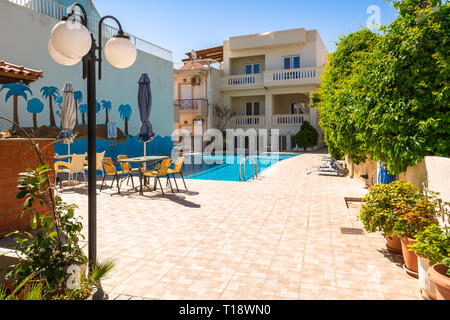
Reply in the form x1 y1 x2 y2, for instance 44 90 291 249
0 83 32 127
101 100 112 124
78 102 101 125
26 98 44 130
118 104 132 136
74 91 82 125
79 104 87 124
41 86 60 127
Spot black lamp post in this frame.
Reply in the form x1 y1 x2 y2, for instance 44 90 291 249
49 3 136 267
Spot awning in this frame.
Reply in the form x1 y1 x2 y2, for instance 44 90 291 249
0 60 43 85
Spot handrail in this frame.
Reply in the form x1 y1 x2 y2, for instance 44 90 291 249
7 0 172 61
239 157 258 182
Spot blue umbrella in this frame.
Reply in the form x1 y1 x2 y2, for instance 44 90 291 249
138 73 155 156
57 83 77 155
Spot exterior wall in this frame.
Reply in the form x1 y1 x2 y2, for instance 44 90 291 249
0 139 54 237
0 1 174 156
345 156 450 203
223 30 323 76
230 55 265 75
231 96 266 115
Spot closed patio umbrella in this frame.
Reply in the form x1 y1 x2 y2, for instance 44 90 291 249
57 83 77 155
138 73 155 157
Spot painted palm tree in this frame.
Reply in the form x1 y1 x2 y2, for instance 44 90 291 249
26 98 44 130
41 86 60 127
101 100 112 124
118 104 132 136
74 91 83 125
0 83 32 127
79 104 88 124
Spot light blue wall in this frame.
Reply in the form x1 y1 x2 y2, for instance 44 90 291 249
0 0 174 156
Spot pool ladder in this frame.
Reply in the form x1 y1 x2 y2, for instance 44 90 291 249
239 157 258 182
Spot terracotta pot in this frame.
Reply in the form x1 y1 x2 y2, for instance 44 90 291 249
418 257 437 300
385 234 402 254
428 264 450 300
400 237 418 277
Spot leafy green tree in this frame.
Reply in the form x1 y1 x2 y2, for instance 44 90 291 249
295 121 319 151
315 0 449 174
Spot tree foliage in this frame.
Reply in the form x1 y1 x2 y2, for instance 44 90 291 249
295 121 319 151
315 0 449 174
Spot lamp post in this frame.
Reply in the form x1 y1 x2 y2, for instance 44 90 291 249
49 3 136 268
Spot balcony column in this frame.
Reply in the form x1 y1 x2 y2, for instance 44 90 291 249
265 91 272 130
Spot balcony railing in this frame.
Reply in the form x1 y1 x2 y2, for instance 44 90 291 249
7 0 172 61
272 114 306 127
264 67 322 87
174 99 208 117
228 115 266 128
221 74 264 90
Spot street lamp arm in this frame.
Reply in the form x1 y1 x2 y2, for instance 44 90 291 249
66 3 89 28
97 16 126 80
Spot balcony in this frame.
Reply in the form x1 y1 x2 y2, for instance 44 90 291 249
174 99 209 117
220 67 322 91
227 115 266 129
264 67 322 87
272 114 307 128
221 74 264 91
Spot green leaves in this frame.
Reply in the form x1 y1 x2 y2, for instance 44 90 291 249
316 1 449 174
295 121 319 151
409 224 450 266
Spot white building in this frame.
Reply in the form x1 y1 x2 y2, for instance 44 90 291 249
175 28 327 152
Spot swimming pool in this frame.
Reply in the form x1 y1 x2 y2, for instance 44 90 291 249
182 153 300 182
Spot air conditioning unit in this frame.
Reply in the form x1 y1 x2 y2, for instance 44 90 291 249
191 76 201 86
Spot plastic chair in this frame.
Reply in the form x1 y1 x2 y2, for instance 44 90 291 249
84 151 106 176
166 156 187 192
54 153 87 189
142 159 174 196
100 157 128 194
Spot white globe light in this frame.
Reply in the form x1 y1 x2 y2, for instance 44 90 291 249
50 20 92 60
105 35 137 69
48 40 81 66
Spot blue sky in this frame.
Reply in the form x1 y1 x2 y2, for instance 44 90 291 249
93 0 398 62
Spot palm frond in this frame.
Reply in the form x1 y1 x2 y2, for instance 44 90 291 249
90 258 116 283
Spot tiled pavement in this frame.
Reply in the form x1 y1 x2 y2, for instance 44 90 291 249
52 152 421 299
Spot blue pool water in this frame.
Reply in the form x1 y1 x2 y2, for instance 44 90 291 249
182 153 300 182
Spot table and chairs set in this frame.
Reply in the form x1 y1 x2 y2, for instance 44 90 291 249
54 153 187 196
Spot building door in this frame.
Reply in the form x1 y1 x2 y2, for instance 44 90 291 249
180 85 192 109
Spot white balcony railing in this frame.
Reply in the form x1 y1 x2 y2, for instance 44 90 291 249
7 0 172 61
272 114 306 127
221 74 264 90
264 67 322 86
229 115 265 128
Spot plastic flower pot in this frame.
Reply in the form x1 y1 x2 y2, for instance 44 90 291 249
400 237 418 278
418 257 437 300
428 264 450 300
385 234 402 254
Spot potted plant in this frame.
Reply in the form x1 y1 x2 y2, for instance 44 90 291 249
392 195 441 278
359 180 423 254
427 258 450 300
409 223 449 300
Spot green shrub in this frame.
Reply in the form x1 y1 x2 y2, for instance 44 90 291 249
409 224 450 266
295 121 319 151
358 180 423 236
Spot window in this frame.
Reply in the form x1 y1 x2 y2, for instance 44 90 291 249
291 103 305 114
246 102 261 116
245 64 261 74
283 56 301 69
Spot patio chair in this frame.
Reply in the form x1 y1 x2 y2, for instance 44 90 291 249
54 153 87 189
166 156 187 192
100 157 128 194
84 151 106 177
117 155 138 188
142 159 174 196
